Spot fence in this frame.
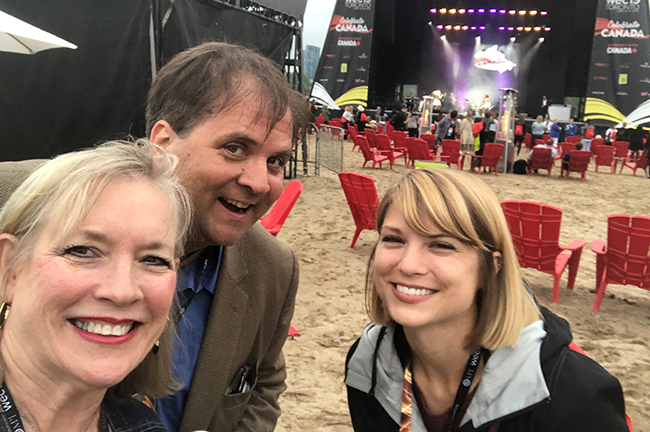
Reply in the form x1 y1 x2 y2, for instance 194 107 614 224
292 123 345 176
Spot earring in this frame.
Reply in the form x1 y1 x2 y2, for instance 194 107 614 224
0 302 10 331
152 339 160 355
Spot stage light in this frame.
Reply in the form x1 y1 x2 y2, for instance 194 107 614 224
507 27 513 31
441 35 447 40
449 9 457 14
479 26 486 30
524 27 532 31
440 8 447 13
471 26 477 30
498 26 505 31
462 25 468 30
445 25 452 30
478 8 485 13
490 9 497 14
541 11 548 15
437 24 443 29
468 9 475 14
476 36 480 41
534 26 541 31
454 25 461 30
428 21 432 25
459 9 466 14
545 27 551 31
517 26 524 31
430 8 437 13
519 10 526 15
509 10 516 15
530 10 538 15
511 37 516 42
539 37 545 42
499 9 506 14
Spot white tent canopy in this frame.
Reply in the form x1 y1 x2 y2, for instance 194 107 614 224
0 9 76 54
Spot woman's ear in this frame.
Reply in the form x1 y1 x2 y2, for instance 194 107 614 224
0 234 20 302
493 251 503 275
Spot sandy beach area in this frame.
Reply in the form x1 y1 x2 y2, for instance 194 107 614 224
275 137 650 432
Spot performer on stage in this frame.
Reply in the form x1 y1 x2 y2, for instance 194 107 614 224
482 94 491 115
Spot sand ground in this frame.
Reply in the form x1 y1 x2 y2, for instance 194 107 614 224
275 138 650 432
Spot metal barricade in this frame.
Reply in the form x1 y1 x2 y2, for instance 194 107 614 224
316 124 345 174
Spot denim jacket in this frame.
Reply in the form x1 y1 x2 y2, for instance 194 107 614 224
0 398 166 432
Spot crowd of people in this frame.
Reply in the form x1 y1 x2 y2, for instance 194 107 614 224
0 41 635 432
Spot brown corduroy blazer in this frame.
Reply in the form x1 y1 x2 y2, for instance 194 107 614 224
0 159 299 432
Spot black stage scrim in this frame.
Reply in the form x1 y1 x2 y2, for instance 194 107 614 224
586 0 650 124
0 0 152 161
312 0 376 108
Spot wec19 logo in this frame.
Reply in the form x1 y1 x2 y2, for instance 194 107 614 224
606 0 641 13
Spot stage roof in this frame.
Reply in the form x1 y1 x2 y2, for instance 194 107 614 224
255 0 307 20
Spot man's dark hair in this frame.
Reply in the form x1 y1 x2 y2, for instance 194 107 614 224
485 111 492 119
450 110 458 119
146 42 308 142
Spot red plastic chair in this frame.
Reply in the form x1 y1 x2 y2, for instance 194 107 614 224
420 134 438 153
392 131 409 165
620 149 649 176
355 135 389 169
566 135 582 144
560 150 591 180
260 181 303 236
501 200 587 304
470 143 504 175
524 133 532 150
542 134 551 142
590 138 605 157
613 141 629 165
348 125 359 150
555 142 575 163
440 140 465 169
364 128 378 148
527 148 554 177
329 118 342 128
405 138 436 167
591 214 650 312
385 122 394 135
535 139 545 146
338 172 379 248
593 145 617 173
315 116 325 127
375 134 404 169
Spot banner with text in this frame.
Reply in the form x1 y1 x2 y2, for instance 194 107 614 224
586 0 650 125
311 0 375 108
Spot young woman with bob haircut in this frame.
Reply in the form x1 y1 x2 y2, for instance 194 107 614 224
0 140 191 431
345 169 628 432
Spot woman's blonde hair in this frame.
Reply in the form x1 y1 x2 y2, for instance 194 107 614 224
366 169 540 350
536 115 543 123
0 139 192 399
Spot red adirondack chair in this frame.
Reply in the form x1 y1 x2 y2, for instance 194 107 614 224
527 148 554 177
613 141 629 165
470 143 504 175
338 172 379 248
591 214 650 312
501 200 587 304
440 140 465 169
365 128 378 148
560 150 591 180
392 131 409 165
315 116 325 127
535 139 545 146
524 133 532 150
355 135 389 169
348 125 360 151
329 118 342 128
593 145 617 173
385 122 394 135
260 180 303 236
620 149 649 176
420 134 438 153
590 138 605 157
542 134 551 142
375 133 404 169
566 135 582 144
555 142 575 163
406 138 436 167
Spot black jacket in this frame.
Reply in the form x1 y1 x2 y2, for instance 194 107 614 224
345 307 628 432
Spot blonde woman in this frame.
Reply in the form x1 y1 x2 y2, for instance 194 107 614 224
531 115 546 144
345 169 627 432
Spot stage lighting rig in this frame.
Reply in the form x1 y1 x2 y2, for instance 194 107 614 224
429 5 551 35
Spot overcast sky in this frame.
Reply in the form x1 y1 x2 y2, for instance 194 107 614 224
303 0 337 50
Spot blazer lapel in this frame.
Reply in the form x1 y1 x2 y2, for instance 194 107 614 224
179 240 250 432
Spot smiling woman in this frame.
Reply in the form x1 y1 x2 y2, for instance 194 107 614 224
345 169 629 432
0 141 191 432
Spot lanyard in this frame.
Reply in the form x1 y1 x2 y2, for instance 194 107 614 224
0 382 109 432
399 348 483 432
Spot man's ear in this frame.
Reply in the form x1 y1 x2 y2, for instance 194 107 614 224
493 251 503 275
149 120 178 150
0 234 20 303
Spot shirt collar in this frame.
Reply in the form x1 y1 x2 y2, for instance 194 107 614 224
177 246 223 295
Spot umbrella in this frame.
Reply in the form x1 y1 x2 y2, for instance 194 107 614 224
0 9 76 54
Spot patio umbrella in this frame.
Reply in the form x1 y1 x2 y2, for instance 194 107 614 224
0 9 76 54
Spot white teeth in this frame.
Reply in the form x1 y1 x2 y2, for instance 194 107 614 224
73 320 133 337
396 284 436 296
224 198 250 209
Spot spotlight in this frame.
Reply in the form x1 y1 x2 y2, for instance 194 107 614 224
440 8 447 13
479 26 486 30
508 27 514 31
524 27 532 31
545 27 551 31
530 10 538 15
428 21 432 25
539 37 545 42
449 8 457 14
478 8 485 13
517 26 524 31
498 26 505 31
459 9 466 14
454 25 461 30
519 10 526 15
436 24 443 30
511 37 516 42
441 35 447 40
462 25 468 30
471 26 477 30
430 8 437 13
534 26 542 31
541 11 548 15
445 25 452 30
499 9 506 14
476 36 481 41
468 9 475 13
490 9 497 14
509 10 516 15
